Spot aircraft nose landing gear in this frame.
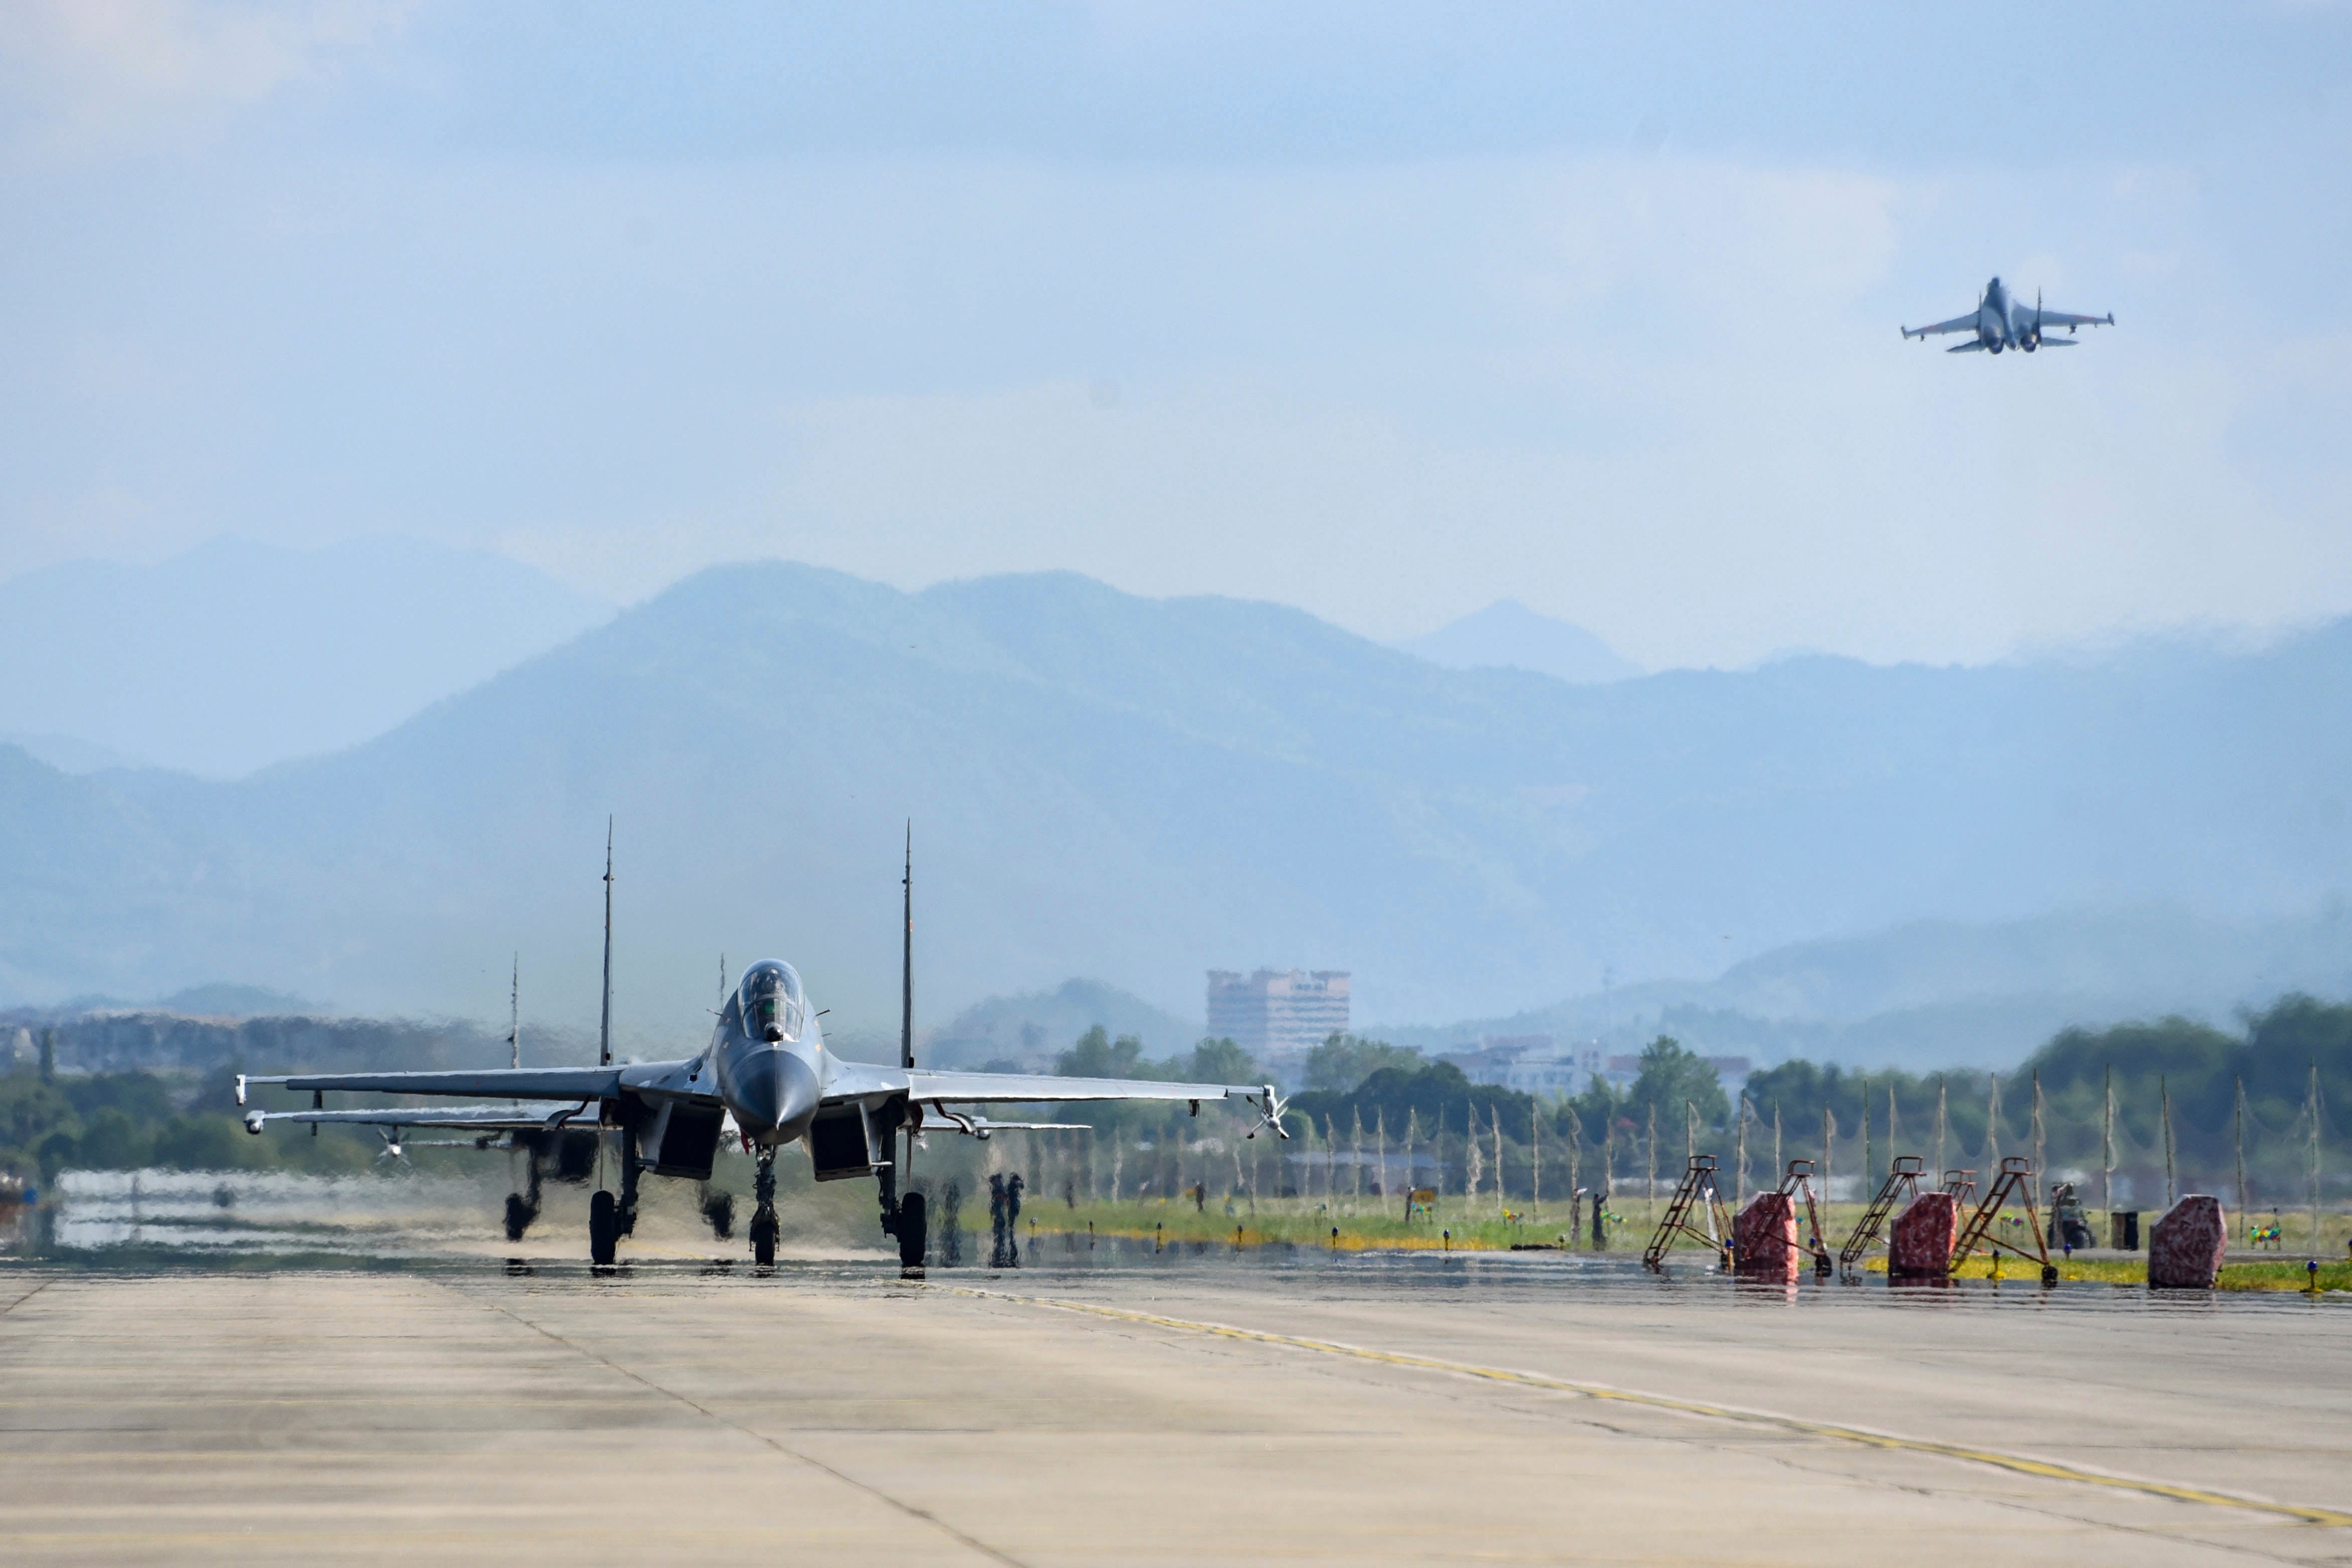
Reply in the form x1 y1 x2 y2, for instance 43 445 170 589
750 1148 779 1267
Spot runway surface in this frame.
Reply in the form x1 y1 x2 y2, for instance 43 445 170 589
4 1249 2348 1565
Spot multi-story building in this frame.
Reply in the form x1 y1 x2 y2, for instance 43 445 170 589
1205 969 1350 1057
1439 1035 1601 1097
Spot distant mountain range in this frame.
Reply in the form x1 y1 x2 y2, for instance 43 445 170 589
3 560 2349 1062
915 979 1201 1070
1374 903 2352 1069
0 536 611 777
1397 600 1641 684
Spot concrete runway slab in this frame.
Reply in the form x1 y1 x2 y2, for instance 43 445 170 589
4 1254 2348 1565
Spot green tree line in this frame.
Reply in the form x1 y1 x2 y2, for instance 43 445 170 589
2 1062 378 1181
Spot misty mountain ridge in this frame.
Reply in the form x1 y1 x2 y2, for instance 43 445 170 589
1373 902 2352 1069
917 978 1201 1070
0 536 612 777
1397 599 1641 684
3 560 2349 1057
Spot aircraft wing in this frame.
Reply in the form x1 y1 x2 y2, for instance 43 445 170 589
2034 309 2113 331
823 1062 1288 1134
1902 311 1980 339
238 1066 630 1104
900 1069 1267 1106
242 1103 593 1132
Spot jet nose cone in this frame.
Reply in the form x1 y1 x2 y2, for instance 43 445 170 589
732 1050 821 1144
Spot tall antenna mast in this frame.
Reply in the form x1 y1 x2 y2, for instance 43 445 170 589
599 818 614 1068
509 954 520 1069
900 822 914 1071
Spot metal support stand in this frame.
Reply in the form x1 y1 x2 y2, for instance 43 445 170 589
1643 1155 1732 1273
1839 1155 1924 1279
1950 1156 2057 1285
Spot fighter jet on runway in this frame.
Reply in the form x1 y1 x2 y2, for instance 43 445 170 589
1902 276 2113 354
236 831 1287 1270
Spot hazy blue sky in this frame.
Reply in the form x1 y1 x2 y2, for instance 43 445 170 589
4 3 2346 669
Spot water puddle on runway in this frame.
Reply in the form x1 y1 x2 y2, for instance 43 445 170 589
7 1174 2341 1322
23 1167 509 1262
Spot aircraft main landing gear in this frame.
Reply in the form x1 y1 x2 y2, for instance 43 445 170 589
588 1189 619 1266
894 1190 927 1275
876 1158 927 1276
504 1143 545 1242
750 1148 778 1267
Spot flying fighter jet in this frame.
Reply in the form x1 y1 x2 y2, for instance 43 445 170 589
1902 276 2113 354
235 830 1287 1270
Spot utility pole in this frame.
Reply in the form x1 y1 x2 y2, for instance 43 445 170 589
1494 1103 1505 1217
1887 1082 1899 1172
2235 1076 2249 1238
2310 1060 2324 1252
1529 1100 1541 1218
1986 1074 2002 1167
1599 1114 1615 1249
1860 1074 1871 1190
2102 1065 2114 1222
2032 1070 2046 1191
1821 1105 1834 1204
1353 1106 1366 1210
1328 1113 1340 1208
1400 1110 1417 1218
1736 1094 1752 1202
2161 1076 2176 1210
1773 1103 1783 1183
1567 1116 1583 1242
1647 1103 1659 1217
1433 1105 1445 1212
1936 1075 1947 1181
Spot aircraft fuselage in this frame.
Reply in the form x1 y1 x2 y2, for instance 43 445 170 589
709 959 825 1148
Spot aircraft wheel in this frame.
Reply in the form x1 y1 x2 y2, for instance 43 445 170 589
589 1190 619 1266
751 1210 778 1267
896 1190 927 1271
503 1192 537 1242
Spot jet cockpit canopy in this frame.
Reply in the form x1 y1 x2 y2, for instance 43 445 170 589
738 960 806 1043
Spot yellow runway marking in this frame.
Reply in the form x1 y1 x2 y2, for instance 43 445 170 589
946 1285 2352 1529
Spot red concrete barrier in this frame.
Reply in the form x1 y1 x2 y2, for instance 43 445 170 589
1733 1191 1799 1281
1890 1191 1957 1279
2149 1195 2226 1289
